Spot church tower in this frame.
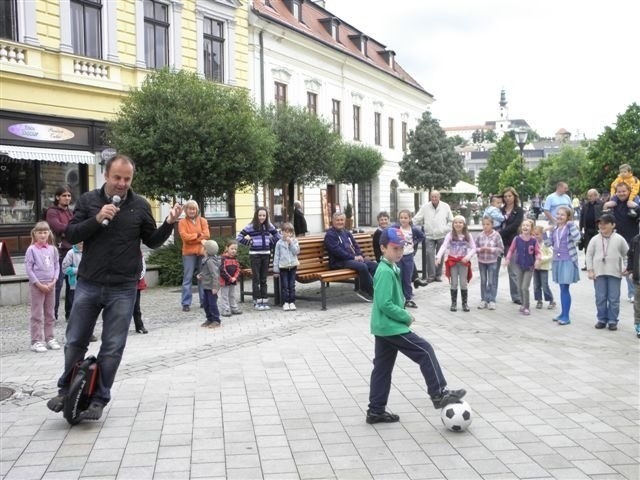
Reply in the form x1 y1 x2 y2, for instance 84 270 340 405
496 89 509 138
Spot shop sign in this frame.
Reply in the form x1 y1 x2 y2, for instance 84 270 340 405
7 123 75 142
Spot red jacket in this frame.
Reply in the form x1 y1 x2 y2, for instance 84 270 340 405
444 255 473 282
220 254 240 286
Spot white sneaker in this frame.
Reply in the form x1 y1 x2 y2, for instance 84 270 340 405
289 303 296 311
30 342 47 353
261 302 271 310
477 301 487 309
46 339 61 350
283 303 290 311
254 302 262 310
487 302 496 310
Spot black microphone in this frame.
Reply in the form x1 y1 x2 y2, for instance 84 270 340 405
101 195 121 227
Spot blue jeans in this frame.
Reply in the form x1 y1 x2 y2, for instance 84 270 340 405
399 254 414 300
57 278 137 404
202 289 220 322
279 267 297 304
594 275 621 325
478 262 498 303
182 255 204 307
332 259 377 296
533 270 554 302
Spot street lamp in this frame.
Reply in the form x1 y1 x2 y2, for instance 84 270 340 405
515 128 528 189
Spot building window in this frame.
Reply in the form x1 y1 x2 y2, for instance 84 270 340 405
70 0 102 58
0 0 18 41
388 117 394 149
203 195 229 217
292 1 301 21
144 0 169 69
275 82 287 106
353 105 361 141
402 121 408 151
357 181 372 226
203 17 224 82
332 99 341 134
307 92 317 115
374 112 381 146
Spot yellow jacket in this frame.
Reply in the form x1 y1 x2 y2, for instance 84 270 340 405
178 216 210 256
610 173 640 199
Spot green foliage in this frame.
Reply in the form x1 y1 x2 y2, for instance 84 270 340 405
484 130 497 143
399 111 464 191
344 202 353 218
147 236 249 286
147 242 183 286
534 146 588 195
262 104 342 187
583 103 640 193
477 135 518 195
451 135 467 147
334 143 384 190
108 69 276 206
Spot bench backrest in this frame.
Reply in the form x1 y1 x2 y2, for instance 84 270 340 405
296 232 374 275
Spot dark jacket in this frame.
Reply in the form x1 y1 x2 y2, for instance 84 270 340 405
499 205 524 250
627 234 640 284
610 202 640 243
324 227 362 268
66 185 174 285
46 204 74 253
579 200 603 232
293 207 308 236
220 254 241 286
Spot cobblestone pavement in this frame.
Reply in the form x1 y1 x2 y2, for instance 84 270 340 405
0 255 638 480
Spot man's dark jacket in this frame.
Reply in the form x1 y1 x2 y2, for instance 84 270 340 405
66 185 174 284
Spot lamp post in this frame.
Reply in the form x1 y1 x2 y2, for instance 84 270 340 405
515 129 528 190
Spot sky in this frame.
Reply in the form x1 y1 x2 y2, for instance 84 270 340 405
327 0 639 140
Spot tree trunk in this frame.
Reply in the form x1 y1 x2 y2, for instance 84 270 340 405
287 180 295 222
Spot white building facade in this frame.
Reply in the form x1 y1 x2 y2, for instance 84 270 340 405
248 0 434 231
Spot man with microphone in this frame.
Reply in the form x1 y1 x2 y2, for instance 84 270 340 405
47 154 183 421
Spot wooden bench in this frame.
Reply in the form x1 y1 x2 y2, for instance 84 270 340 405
239 232 375 310
295 233 375 310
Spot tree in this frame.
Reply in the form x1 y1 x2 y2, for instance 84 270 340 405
484 129 497 143
398 111 464 192
535 145 589 195
333 143 385 228
261 105 342 220
477 134 518 196
583 103 640 193
108 69 276 209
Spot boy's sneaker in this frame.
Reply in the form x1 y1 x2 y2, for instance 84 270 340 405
30 342 47 353
231 310 243 315
535 301 543 309
201 320 214 328
207 321 221 328
487 302 496 310
289 303 296 311
366 410 400 424
477 301 487 309
46 394 66 412
431 388 467 409
547 302 556 309
635 324 640 338
608 323 618 331
46 339 61 350
595 322 606 329
221 311 232 317
283 303 290 311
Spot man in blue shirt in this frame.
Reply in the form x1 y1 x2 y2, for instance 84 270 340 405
544 182 572 225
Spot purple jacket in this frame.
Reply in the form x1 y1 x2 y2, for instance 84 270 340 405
25 243 59 284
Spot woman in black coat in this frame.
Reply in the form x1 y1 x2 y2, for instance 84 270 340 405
498 187 525 304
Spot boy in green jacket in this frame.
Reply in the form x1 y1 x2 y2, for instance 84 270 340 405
367 227 467 424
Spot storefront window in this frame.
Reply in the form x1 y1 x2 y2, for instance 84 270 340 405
203 195 229 217
0 160 81 224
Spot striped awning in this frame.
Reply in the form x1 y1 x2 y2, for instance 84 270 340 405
0 145 96 164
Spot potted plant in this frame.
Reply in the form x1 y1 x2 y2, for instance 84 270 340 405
344 203 353 230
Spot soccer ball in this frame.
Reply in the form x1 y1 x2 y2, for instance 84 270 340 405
440 400 472 432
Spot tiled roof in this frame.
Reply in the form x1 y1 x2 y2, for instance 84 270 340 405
251 0 432 98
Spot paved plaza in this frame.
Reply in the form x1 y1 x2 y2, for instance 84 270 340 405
0 255 638 480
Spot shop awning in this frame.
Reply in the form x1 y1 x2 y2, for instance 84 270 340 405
0 145 96 164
